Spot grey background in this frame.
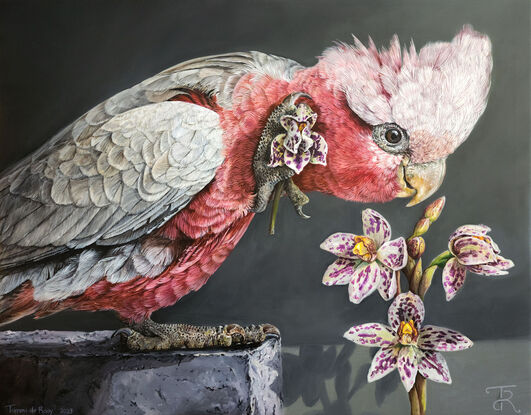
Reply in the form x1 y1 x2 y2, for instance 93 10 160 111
0 0 528 348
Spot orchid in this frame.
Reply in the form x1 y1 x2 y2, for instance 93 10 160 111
320 209 407 303
344 292 473 392
268 103 328 174
442 224 514 300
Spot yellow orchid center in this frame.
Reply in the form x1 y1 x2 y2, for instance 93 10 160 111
397 320 419 345
297 122 307 132
352 235 376 262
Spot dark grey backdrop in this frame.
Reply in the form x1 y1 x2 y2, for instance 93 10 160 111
0 0 528 346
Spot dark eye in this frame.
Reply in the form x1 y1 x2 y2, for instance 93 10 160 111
372 123 409 154
385 128 402 144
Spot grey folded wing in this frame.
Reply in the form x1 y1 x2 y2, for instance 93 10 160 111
0 51 303 271
0 101 224 270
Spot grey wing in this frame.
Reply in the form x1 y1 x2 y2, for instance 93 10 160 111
0 51 303 271
0 101 223 270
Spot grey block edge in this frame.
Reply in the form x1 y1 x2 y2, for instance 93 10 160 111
0 330 283 415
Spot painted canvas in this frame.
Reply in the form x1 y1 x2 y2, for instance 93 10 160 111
0 1 528 414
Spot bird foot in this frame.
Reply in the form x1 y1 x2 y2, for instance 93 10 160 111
252 92 314 227
113 319 280 351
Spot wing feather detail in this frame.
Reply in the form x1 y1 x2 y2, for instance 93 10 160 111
0 101 224 269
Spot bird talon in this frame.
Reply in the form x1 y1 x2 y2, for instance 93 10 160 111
282 91 312 107
296 206 311 219
112 328 133 339
224 323 245 344
261 323 280 338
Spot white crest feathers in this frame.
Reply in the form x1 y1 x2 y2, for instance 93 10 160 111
321 25 493 163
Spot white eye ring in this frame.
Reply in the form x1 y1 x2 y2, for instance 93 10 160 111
372 123 409 154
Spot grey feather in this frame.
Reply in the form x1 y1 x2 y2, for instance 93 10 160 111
0 50 303 300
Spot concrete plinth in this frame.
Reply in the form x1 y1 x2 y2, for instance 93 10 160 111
0 330 282 415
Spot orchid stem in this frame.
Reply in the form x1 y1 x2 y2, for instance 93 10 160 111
409 374 427 415
419 265 438 300
428 250 453 268
269 182 284 235
408 384 421 415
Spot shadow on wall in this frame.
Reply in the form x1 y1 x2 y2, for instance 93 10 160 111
282 341 399 415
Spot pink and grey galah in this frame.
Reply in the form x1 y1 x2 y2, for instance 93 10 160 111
0 26 492 349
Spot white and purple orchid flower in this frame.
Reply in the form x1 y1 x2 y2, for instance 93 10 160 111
344 292 473 391
320 209 407 303
268 103 327 174
443 225 514 301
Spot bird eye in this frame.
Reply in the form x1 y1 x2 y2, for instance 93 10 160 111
385 128 402 144
372 123 409 154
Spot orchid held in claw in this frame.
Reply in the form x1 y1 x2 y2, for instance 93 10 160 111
344 292 473 391
320 209 407 303
442 224 514 301
268 103 328 174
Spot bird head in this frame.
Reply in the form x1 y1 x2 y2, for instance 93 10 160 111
299 25 492 206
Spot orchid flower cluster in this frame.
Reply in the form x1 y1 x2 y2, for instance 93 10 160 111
268 103 328 174
320 197 514 415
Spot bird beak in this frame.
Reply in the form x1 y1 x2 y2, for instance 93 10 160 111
397 158 446 207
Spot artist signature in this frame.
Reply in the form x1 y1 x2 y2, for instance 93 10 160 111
3 405 73 415
485 385 521 413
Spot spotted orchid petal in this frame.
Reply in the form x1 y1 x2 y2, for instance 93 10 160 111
368 346 400 382
320 233 361 259
451 236 497 266
309 132 328 166
467 255 514 276
418 350 452 384
348 261 382 304
448 224 491 244
388 292 425 332
299 133 314 152
283 131 302 154
377 266 398 301
343 323 397 347
304 111 318 128
284 149 311 174
418 325 473 352
280 114 298 132
322 258 360 286
442 257 467 301
362 209 391 248
377 237 407 271
397 346 419 391
268 134 286 168
293 103 318 125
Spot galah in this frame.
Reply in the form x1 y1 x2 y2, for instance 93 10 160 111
0 26 492 350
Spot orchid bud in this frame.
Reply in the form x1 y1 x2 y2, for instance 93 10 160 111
410 258 423 293
407 236 425 259
412 218 430 237
424 196 446 223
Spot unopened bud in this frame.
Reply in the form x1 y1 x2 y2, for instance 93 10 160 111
407 237 425 259
424 196 446 223
413 218 430 237
410 258 423 294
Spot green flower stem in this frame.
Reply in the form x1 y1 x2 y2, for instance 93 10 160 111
418 265 438 300
408 383 421 415
268 182 284 235
416 375 427 415
429 250 453 268
410 258 423 294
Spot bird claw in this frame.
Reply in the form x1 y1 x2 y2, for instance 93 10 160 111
295 205 311 220
113 320 281 351
282 91 312 107
112 327 133 339
252 91 314 231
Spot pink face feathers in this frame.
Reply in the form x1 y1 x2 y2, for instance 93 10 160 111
321 25 493 163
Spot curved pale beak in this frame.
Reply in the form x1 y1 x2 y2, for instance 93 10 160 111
397 158 446 207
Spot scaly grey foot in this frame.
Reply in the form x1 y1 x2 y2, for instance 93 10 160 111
252 92 312 219
114 319 280 351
